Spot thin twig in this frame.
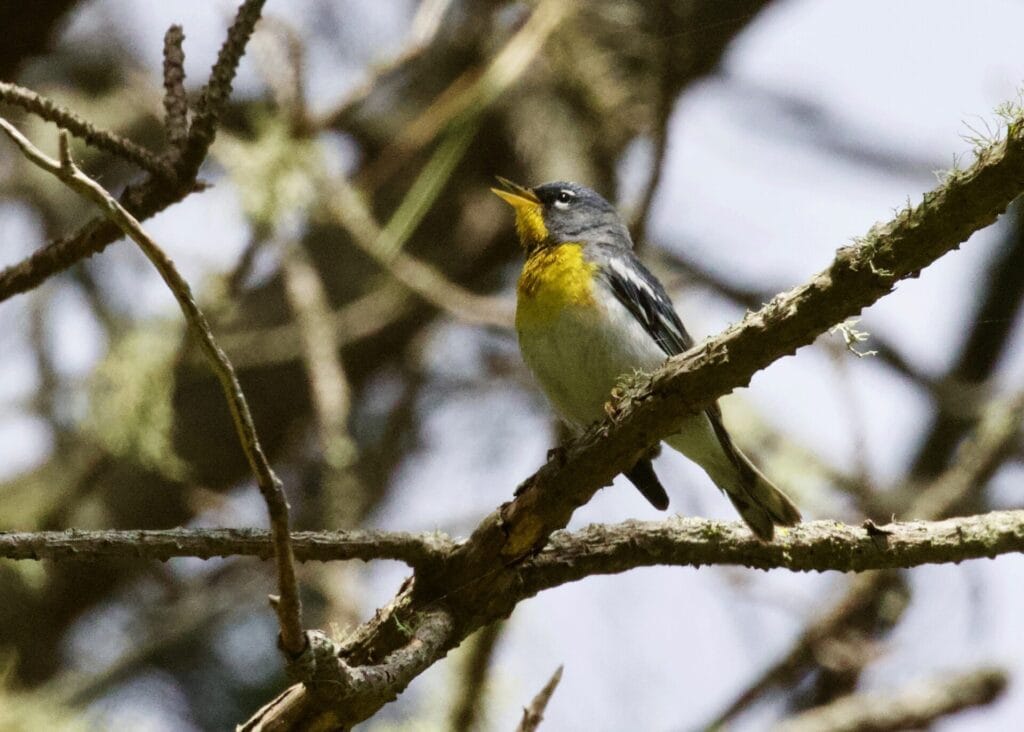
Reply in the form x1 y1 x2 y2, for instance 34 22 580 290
0 80 173 179
179 0 267 175
161 24 189 151
0 118 305 656
516 666 563 732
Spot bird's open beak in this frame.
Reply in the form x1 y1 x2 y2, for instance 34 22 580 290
491 176 540 210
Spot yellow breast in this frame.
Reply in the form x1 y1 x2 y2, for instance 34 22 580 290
516 243 597 329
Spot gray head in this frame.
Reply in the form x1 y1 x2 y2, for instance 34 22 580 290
492 178 634 252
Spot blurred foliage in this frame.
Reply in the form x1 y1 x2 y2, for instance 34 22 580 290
84 326 187 479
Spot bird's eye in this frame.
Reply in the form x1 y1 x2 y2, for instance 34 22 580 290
553 190 575 209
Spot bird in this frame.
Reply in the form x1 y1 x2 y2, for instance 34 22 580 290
492 177 801 541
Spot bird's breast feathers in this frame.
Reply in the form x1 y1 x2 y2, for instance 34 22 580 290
516 246 667 426
515 243 597 327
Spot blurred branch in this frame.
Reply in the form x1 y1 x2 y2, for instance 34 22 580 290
705 389 1024 727
220 282 414 368
908 391 1024 517
242 100 1024 729
0 80 174 179
772 667 1007 732
450 622 506 732
2 510 1023 572
0 0 265 305
0 119 305 655
281 246 354 434
908 204 1024 480
314 0 451 130
360 0 574 185
515 665 563 732
252 16 308 130
281 242 366 525
720 74 941 180
326 173 515 328
649 244 940 392
628 3 678 247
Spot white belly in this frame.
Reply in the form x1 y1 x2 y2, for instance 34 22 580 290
516 295 666 429
517 293 731 477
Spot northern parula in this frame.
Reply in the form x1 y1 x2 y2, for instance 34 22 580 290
493 177 801 540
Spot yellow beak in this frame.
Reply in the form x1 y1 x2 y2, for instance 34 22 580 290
491 176 541 210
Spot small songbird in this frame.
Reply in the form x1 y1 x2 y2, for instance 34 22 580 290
492 177 801 540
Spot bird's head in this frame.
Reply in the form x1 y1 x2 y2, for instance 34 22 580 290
491 177 631 253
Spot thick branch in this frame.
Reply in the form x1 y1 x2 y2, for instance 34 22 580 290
521 510 1024 591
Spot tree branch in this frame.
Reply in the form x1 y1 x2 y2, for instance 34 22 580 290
516 665 563 732
0 119 304 655
177 0 266 173
0 527 456 566
449 622 506 732
240 100 1024 729
0 80 174 179
0 0 265 305
521 509 1024 590
161 24 189 150
2 509 1022 575
497 105 1024 561
240 609 457 732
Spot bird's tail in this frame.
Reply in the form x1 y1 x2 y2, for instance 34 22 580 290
708 446 801 541
666 414 802 541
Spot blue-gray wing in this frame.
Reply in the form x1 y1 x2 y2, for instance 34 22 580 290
593 246 774 519
597 249 694 357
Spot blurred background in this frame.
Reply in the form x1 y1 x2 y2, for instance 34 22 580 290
1 0 1023 729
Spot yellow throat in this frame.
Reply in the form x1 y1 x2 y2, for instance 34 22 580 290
516 243 597 328
491 177 598 326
